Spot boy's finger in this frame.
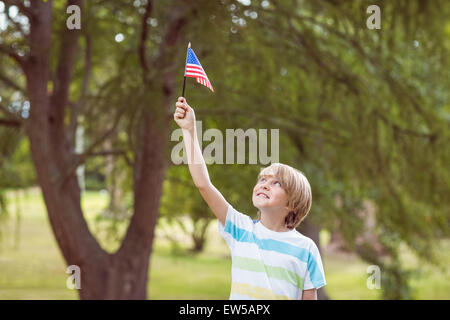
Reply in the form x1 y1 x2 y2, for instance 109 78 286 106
178 97 186 103
175 109 185 116
175 108 187 116
176 102 188 111
174 111 184 119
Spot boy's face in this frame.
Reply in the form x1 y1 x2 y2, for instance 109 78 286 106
252 175 290 213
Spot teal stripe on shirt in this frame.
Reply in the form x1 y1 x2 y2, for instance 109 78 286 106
224 219 325 288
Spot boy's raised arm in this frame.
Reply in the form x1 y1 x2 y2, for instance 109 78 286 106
173 97 229 226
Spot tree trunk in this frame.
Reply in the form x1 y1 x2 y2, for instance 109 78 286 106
20 0 184 299
297 218 330 300
327 229 352 253
24 0 111 299
190 217 212 253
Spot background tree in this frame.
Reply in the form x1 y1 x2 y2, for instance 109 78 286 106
159 165 212 253
0 0 190 299
0 0 448 300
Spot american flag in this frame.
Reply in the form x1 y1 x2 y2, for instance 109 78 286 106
184 48 214 92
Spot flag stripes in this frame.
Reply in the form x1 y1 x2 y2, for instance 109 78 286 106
184 47 214 92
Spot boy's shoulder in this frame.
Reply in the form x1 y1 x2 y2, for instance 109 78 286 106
253 220 315 248
287 229 316 247
263 227 320 253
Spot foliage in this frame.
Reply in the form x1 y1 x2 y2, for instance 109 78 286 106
159 165 214 253
0 0 448 298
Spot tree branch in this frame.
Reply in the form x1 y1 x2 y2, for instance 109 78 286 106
0 74 25 93
0 102 22 121
84 149 126 158
0 43 27 70
56 104 128 188
139 0 153 79
374 110 437 141
3 0 34 18
0 118 22 127
195 107 348 146
79 33 92 105
67 31 92 152
50 0 84 144
4 1 27 37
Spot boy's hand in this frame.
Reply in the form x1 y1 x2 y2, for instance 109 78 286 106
174 97 195 130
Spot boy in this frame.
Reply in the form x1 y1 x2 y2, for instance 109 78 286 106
174 97 326 300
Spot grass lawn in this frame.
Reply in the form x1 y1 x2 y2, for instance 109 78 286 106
0 188 448 299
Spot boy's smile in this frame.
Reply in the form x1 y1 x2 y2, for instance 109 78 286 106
252 175 289 210
256 191 270 199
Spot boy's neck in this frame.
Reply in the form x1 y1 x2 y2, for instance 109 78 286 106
259 209 291 232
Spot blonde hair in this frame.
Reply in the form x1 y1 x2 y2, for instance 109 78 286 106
257 163 312 229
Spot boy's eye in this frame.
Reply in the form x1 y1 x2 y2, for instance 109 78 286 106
274 181 281 187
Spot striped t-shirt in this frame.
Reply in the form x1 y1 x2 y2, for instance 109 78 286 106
218 205 326 300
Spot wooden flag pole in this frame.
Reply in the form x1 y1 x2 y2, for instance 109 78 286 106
181 42 191 98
